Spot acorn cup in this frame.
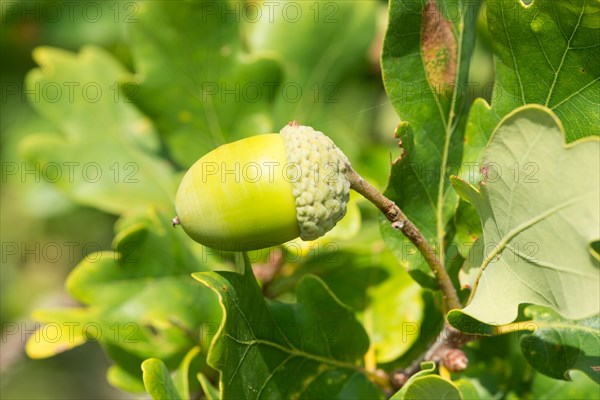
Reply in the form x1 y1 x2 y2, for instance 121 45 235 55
173 121 351 251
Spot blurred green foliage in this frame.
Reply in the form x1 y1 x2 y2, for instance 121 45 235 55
2 0 598 399
1 1 395 397
1 1 130 397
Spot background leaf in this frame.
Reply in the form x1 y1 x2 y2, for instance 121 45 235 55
142 346 203 400
198 373 220 400
520 306 600 383
20 46 175 214
172 346 203 399
142 358 182 400
247 0 380 163
403 375 461 400
193 255 383 399
389 361 436 399
264 225 426 364
25 308 93 359
460 332 534 398
460 0 600 184
129 0 283 167
530 370 600 399
380 0 481 287
26 208 222 391
449 105 599 327
10 0 600 397
390 361 464 399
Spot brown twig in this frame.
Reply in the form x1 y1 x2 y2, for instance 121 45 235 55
345 165 462 311
391 324 475 389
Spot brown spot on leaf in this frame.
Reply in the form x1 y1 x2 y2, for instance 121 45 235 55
480 163 490 184
391 144 406 165
421 0 457 96
391 122 409 165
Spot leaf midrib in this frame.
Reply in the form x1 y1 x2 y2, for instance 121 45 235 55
545 0 587 107
431 4 465 265
469 191 594 301
225 335 366 390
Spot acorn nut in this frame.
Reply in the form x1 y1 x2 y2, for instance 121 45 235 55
174 122 351 251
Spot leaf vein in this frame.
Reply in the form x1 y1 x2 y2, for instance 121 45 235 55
255 354 296 400
545 0 587 107
224 336 364 375
472 191 594 295
501 2 526 103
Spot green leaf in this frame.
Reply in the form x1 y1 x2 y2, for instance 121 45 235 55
142 346 203 400
28 208 222 391
25 308 93 359
264 225 425 364
129 0 283 167
198 373 220 400
390 361 462 400
404 375 461 400
107 365 146 393
390 361 435 399
449 105 600 328
531 370 600 399
192 255 383 399
460 0 600 184
20 46 175 214
247 0 379 161
456 1 600 258
380 0 481 287
460 333 534 398
453 200 483 259
520 306 600 383
488 0 600 139
362 261 424 364
457 235 486 293
249 1 376 90
453 378 481 399
68 208 222 354
142 358 182 400
172 346 203 399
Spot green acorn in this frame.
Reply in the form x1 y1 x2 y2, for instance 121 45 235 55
173 122 351 251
